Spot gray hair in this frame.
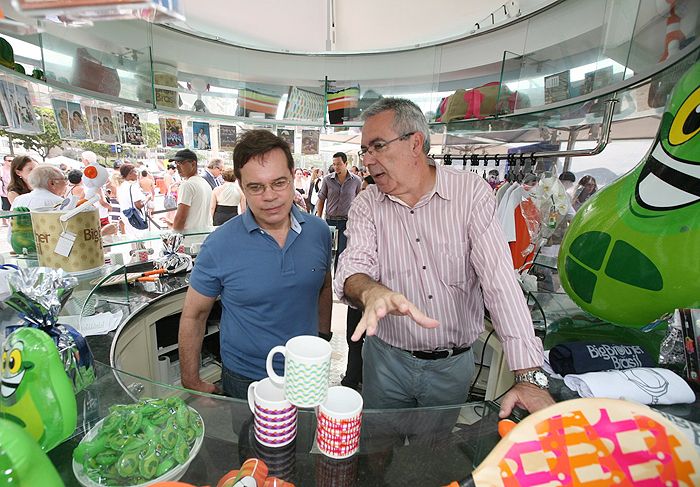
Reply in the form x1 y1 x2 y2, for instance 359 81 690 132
81 150 97 165
360 98 431 155
28 164 64 190
208 158 223 170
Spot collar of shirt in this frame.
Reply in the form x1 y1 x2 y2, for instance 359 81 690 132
242 203 305 234
329 171 360 184
378 162 450 208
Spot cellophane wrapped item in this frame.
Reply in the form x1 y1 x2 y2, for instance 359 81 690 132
4 267 96 393
156 233 192 273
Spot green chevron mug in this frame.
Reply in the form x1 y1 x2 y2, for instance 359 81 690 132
266 335 332 408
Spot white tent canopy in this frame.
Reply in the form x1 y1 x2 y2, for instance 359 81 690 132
45 155 82 169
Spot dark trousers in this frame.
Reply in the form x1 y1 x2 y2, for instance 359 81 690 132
342 306 364 389
221 365 255 400
326 218 347 272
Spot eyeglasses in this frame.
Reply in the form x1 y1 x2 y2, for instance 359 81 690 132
174 160 194 166
51 177 68 182
245 177 291 196
358 132 415 160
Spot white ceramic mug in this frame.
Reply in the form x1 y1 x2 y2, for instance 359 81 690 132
266 335 332 408
248 378 296 417
248 377 298 448
316 386 363 459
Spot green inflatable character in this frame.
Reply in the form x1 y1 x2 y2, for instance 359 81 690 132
9 207 35 255
1 327 77 451
0 418 64 486
559 59 700 327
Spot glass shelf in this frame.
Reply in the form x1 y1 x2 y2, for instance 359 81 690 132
102 227 216 248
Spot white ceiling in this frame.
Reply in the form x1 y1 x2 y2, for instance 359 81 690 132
179 0 556 53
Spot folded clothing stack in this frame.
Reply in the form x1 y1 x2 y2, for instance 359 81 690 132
549 341 655 376
543 341 694 405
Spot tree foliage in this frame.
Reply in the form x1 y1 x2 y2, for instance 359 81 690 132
1 107 62 161
143 122 161 149
79 140 114 162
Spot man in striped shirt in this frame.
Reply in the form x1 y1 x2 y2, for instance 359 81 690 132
335 98 554 417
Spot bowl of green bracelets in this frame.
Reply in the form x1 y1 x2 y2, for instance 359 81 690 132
72 397 205 487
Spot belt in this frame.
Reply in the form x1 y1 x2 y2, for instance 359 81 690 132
326 215 348 221
410 345 471 360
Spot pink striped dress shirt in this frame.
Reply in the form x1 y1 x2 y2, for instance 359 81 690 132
334 163 543 371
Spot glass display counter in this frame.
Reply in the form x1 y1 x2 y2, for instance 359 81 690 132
47 360 507 487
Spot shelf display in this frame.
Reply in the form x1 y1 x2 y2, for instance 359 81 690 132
326 84 360 125
559 59 700 328
284 86 325 122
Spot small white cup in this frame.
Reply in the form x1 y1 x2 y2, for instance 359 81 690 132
266 335 332 408
316 386 363 459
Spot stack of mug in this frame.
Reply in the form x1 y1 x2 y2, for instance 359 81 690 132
247 335 363 459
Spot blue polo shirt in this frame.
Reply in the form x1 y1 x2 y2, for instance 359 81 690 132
190 205 332 379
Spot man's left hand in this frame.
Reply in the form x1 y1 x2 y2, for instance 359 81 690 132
499 383 555 418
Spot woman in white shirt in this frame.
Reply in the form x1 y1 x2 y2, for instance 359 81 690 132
211 168 245 226
116 163 152 234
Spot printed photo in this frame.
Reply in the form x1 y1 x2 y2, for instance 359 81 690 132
159 118 184 148
85 106 116 142
53 99 88 140
301 129 319 155
277 128 295 150
1 82 40 134
219 124 237 151
193 121 210 150
120 112 144 145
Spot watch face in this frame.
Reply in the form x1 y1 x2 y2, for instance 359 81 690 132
534 371 548 387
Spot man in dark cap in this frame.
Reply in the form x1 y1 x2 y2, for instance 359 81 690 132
164 149 212 232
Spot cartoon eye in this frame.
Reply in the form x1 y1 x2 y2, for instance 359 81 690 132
8 349 21 374
669 86 700 146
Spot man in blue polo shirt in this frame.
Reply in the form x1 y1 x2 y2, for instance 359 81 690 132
178 130 333 399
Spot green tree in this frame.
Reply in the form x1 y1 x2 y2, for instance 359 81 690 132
79 141 114 162
143 122 161 149
1 107 62 161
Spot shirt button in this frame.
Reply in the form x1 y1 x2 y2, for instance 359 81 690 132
416 238 420 242
428 295 433 299
422 266 426 270
410 210 414 214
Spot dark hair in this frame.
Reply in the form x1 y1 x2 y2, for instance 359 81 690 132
168 163 176 170
120 164 135 178
67 169 83 184
332 152 348 163
141 170 148 177
113 160 123 170
559 171 576 182
7 155 35 195
233 130 294 182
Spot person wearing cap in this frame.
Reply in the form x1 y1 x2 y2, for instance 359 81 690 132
164 149 213 233
178 130 333 399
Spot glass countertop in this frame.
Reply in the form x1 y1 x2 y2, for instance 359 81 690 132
48 361 502 486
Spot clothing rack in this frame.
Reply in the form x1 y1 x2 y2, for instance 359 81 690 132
431 99 617 167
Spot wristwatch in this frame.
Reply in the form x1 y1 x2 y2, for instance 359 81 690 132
514 369 549 389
